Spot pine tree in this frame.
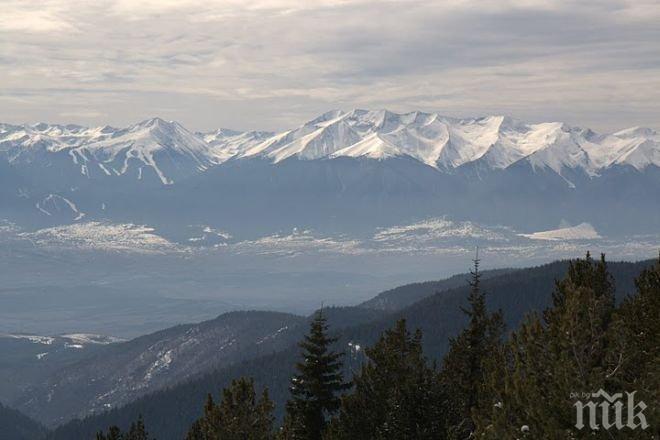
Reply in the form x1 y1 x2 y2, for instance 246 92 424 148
440 251 504 439
125 415 150 440
474 253 649 439
608 254 660 435
96 425 123 440
186 378 274 440
325 319 445 440
95 415 152 440
282 310 349 440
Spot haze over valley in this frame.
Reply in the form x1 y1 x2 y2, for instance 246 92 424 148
1 109 658 337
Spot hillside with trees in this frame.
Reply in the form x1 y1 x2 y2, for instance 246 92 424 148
45 256 658 439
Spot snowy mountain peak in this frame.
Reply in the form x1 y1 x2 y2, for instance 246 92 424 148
1 112 658 187
613 126 657 139
307 109 345 125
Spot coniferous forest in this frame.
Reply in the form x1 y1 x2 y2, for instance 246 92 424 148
91 254 660 440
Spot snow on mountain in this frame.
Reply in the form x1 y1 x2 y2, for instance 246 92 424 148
374 217 511 241
36 194 85 221
58 334 125 345
239 109 362 162
0 333 124 346
202 128 273 162
227 110 660 175
75 117 216 184
1 118 217 184
520 222 601 241
18 311 306 425
1 111 658 185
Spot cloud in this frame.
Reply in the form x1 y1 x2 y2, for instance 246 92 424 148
0 0 658 131
0 1 75 33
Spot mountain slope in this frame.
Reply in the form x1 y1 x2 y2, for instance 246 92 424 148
16 311 308 427
358 267 513 312
45 259 655 440
0 118 216 186
0 333 118 406
0 403 46 440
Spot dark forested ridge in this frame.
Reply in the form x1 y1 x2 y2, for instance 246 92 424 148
358 267 513 311
16 311 309 427
44 258 656 440
0 403 46 440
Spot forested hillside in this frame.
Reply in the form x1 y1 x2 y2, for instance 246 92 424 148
46 258 655 440
358 267 512 311
0 403 46 440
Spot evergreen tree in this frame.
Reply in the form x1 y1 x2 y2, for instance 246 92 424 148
186 377 274 440
282 310 349 440
474 253 655 439
96 416 152 440
325 319 445 440
440 252 504 439
608 254 660 435
125 415 150 440
96 426 123 440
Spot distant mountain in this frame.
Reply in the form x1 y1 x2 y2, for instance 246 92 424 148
1 118 214 185
5 111 658 182
1 110 659 237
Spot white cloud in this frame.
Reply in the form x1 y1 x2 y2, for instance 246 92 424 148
0 0 658 131
0 2 75 33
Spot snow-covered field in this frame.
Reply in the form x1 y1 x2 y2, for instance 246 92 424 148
4 217 652 257
0 217 656 288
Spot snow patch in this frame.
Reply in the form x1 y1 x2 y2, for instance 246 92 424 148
19 222 177 253
35 194 85 221
232 229 361 256
520 223 601 241
144 349 174 382
60 333 125 345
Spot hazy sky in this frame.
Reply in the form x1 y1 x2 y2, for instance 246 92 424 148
1 0 659 132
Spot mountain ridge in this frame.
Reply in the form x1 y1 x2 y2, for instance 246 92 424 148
2 109 659 237
2 110 659 185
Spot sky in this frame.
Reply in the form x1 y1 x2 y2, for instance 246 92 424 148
1 0 659 132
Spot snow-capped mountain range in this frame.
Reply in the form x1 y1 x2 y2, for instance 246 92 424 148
1 110 658 237
2 110 658 184
209 110 660 176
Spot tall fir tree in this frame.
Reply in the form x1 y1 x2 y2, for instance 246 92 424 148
325 319 445 440
186 377 274 440
474 253 659 439
440 251 505 440
281 310 349 440
608 254 660 435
